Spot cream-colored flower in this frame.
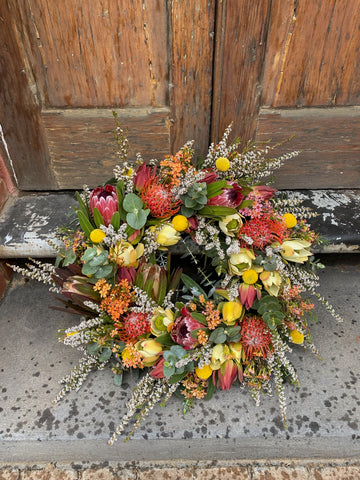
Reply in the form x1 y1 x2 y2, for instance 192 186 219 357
135 339 162 367
228 248 256 275
150 307 175 336
109 241 144 267
218 213 243 237
279 239 312 264
260 270 282 296
156 223 181 246
210 344 226 370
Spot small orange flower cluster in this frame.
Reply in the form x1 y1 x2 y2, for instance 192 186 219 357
121 343 144 369
160 148 192 188
181 373 208 400
197 329 209 345
203 300 221 330
95 279 133 322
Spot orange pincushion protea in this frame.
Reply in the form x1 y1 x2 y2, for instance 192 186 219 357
241 315 272 359
140 179 181 218
239 216 287 250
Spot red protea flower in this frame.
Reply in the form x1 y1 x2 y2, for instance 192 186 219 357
140 178 181 218
89 184 118 226
207 182 243 208
119 312 151 342
239 216 287 250
171 307 203 350
241 316 272 359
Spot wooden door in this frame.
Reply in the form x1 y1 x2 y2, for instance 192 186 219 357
0 0 215 190
212 0 360 189
1 0 359 191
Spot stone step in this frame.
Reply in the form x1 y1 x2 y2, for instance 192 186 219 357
0 256 359 467
0 190 359 258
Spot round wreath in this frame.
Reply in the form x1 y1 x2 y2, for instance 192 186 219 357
14 121 342 443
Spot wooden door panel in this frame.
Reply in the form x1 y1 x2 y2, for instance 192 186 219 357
42 107 169 189
257 107 360 189
261 0 360 108
25 0 168 107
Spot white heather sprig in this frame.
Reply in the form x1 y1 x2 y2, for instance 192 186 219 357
113 163 135 193
10 260 60 292
162 290 175 310
271 330 299 385
100 223 128 246
83 300 102 313
80 184 91 204
171 167 206 200
132 286 158 313
53 353 108 404
272 196 318 219
267 354 287 427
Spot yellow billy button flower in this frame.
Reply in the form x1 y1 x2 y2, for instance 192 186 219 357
172 215 189 232
195 364 213 380
90 228 106 244
290 329 304 344
215 157 230 172
242 269 258 285
283 213 297 228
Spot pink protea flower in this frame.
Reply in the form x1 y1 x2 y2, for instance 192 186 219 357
89 185 118 226
200 170 219 185
252 185 276 200
215 360 241 390
151 357 165 379
207 182 243 208
117 266 137 284
238 283 261 309
134 163 157 191
170 307 203 350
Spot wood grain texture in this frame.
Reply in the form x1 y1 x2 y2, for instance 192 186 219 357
262 0 360 107
25 0 168 107
211 0 272 144
0 1 56 190
256 108 360 189
42 108 170 189
169 0 215 156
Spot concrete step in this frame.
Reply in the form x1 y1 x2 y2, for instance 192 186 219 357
0 190 359 258
0 256 359 470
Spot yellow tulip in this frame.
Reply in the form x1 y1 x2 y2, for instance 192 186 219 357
195 364 213 380
222 301 243 325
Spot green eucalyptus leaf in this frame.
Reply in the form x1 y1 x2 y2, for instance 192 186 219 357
126 210 148 229
99 348 112 362
123 193 143 212
94 264 113 279
113 373 123 386
81 247 97 262
63 249 77 267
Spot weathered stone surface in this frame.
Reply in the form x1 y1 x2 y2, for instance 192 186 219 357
193 467 250 479
0 469 19 480
309 465 360 480
252 465 310 479
20 464 77 480
137 467 193 480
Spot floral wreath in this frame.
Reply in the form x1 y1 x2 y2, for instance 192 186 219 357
13 118 342 443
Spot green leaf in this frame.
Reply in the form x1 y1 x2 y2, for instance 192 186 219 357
93 207 104 228
94 264 113 279
209 327 226 344
198 206 237 217
190 312 208 325
206 179 228 198
99 348 112 362
163 364 176 377
110 211 120 231
181 273 207 299
87 342 100 355
238 199 253 210
180 206 195 217
81 263 99 276
81 247 97 262
167 372 187 384
126 210 148 229
123 193 143 212
88 251 108 266
76 191 90 218
205 375 216 401
63 249 77 267
155 333 176 346
77 210 94 239
113 373 123 386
